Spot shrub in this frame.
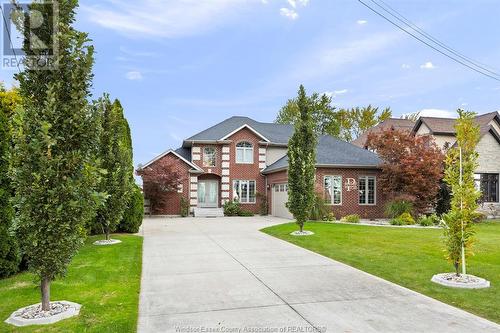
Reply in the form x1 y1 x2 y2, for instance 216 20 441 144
341 214 360 223
309 192 330 221
418 213 440 226
418 216 434 226
323 212 336 222
224 200 241 216
256 192 268 216
180 196 190 217
238 210 254 217
117 185 144 233
391 212 415 226
385 197 414 218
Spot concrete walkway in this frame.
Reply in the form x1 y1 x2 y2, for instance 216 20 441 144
138 216 499 333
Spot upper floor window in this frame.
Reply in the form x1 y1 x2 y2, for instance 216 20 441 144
359 176 376 205
236 141 253 164
324 175 342 205
203 147 216 167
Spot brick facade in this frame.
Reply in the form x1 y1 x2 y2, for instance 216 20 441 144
315 167 386 219
265 168 386 219
141 153 191 215
140 129 386 218
226 127 266 214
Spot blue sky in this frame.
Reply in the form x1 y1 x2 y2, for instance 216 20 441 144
1 0 500 168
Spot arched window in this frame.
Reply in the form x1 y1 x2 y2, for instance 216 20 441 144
236 141 253 164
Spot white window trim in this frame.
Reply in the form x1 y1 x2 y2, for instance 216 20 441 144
203 146 216 167
233 179 257 204
359 175 377 206
235 141 254 164
324 175 342 206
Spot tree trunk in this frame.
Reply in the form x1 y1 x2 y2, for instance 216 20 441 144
41 277 51 311
299 221 304 233
105 222 110 240
454 261 460 276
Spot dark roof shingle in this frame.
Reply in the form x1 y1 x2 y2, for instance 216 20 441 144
263 135 381 173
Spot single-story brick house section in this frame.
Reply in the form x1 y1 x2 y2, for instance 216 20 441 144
138 116 386 219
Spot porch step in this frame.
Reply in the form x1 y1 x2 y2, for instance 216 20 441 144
194 208 224 218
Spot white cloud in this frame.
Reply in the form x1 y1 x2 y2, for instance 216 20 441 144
357 20 368 25
323 89 348 98
280 7 299 20
418 108 456 118
287 0 296 8
401 63 411 69
297 0 310 6
288 30 403 81
82 1 260 38
125 71 143 81
420 61 436 69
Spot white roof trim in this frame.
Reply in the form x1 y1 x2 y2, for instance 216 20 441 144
220 124 270 142
139 150 203 171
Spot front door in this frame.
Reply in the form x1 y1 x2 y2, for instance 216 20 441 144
198 180 219 208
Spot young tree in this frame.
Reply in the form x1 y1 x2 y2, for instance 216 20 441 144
0 87 20 278
366 129 444 215
287 85 317 232
137 162 184 214
276 92 339 137
442 110 481 276
94 96 133 240
10 1 101 310
337 105 392 142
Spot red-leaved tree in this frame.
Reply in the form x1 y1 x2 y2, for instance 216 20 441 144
137 162 184 213
366 129 445 215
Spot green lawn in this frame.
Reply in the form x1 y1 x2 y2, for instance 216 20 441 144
262 221 500 323
0 234 143 332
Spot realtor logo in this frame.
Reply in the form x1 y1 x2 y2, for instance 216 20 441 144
1 1 58 70
345 178 357 191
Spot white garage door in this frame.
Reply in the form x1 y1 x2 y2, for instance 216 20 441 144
272 183 293 220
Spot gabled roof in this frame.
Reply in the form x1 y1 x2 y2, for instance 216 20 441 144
412 111 500 137
352 118 415 148
183 116 293 147
262 135 382 174
138 147 202 172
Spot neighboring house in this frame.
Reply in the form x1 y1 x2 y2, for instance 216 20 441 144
353 112 500 209
351 118 416 149
412 112 500 207
138 116 386 219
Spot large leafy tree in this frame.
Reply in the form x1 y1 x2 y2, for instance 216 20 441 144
0 86 21 278
287 85 317 232
276 92 339 137
366 129 444 215
93 96 133 240
337 105 392 142
442 110 481 276
275 90 391 142
10 0 101 310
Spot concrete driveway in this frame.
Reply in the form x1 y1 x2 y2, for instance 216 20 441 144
138 216 499 333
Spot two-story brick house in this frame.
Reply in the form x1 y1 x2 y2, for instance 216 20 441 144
138 116 386 219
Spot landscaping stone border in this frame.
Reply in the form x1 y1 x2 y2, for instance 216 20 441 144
5 301 81 327
93 239 122 246
290 230 314 236
431 273 490 289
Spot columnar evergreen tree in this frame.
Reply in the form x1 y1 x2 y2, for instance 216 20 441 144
11 1 101 310
0 87 20 278
287 85 317 232
94 96 133 240
443 110 481 276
